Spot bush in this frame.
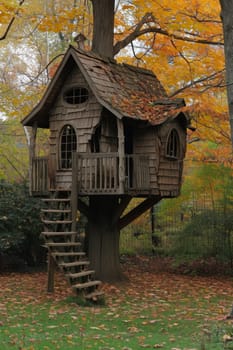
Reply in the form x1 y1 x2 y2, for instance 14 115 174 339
0 181 46 268
168 209 233 265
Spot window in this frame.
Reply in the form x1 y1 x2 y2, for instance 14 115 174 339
166 129 180 159
60 125 77 169
63 86 89 105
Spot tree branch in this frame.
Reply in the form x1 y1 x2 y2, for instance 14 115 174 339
0 154 26 181
113 12 223 55
0 0 25 41
196 119 231 143
114 12 154 55
169 69 225 97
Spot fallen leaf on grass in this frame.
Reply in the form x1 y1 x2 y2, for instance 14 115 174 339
223 334 233 342
140 344 151 348
128 326 140 333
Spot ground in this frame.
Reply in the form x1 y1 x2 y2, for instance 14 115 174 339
0 256 233 349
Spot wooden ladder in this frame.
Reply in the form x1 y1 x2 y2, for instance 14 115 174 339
41 191 103 301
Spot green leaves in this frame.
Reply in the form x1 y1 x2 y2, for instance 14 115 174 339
0 181 45 266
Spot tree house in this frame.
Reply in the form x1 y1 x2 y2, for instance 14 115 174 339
21 46 191 298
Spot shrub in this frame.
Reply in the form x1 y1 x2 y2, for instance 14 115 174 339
168 208 233 265
0 181 46 268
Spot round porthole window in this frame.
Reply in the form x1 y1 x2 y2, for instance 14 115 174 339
63 86 89 105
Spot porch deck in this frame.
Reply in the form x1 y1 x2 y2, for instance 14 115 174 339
31 153 150 196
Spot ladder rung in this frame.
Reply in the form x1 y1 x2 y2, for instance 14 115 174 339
42 220 72 224
41 209 71 213
53 252 85 257
46 242 81 247
67 270 95 278
73 280 101 289
41 231 76 236
41 198 70 202
60 260 90 268
85 291 104 300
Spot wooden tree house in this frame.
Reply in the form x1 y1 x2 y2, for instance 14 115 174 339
21 46 191 299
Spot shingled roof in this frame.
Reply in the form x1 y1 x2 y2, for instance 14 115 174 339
22 46 190 128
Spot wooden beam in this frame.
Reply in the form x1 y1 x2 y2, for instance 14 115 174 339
29 123 37 195
47 251 56 293
78 198 89 218
71 153 78 242
112 195 131 224
119 196 161 230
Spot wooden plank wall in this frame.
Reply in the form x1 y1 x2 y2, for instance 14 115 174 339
48 65 102 189
31 157 48 195
133 127 160 195
157 121 186 197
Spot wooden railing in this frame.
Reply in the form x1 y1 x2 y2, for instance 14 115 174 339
73 153 119 194
31 157 48 195
31 153 150 195
73 153 150 194
125 154 150 191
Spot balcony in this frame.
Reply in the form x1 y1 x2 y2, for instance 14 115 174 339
31 153 150 196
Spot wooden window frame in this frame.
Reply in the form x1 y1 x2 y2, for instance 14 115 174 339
59 125 77 169
63 85 89 107
165 128 180 159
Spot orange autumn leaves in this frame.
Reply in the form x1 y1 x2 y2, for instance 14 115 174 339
1 257 233 349
0 0 231 164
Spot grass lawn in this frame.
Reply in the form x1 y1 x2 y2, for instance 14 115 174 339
1 256 233 350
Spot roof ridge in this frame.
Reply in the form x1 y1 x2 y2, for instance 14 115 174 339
121 62 155 76
70 45 117 64
70 45 154 76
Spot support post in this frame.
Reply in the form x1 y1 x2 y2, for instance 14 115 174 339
71 152 78 241
119 197 161 229
29 122 37 195
47 251 55 293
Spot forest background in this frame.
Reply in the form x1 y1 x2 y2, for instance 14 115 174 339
0 0 232 271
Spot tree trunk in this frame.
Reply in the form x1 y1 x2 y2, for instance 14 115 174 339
220 0 233 147
87 196 125 282
91 0 115 58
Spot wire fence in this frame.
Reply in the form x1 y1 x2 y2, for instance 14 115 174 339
120 194 233 265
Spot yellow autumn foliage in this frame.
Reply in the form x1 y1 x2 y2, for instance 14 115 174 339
0 0 231 170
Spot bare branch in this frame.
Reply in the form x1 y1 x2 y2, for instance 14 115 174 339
1 53 65 97
170 38 193 79
197 119 231 143
169 69 225 97
114 12 155 55
113 12 223 55
179 11 221 24
0 0 25 41
131 32 156 62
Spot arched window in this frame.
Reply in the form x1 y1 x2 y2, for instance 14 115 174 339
166 129 180 159
60 125 77 169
